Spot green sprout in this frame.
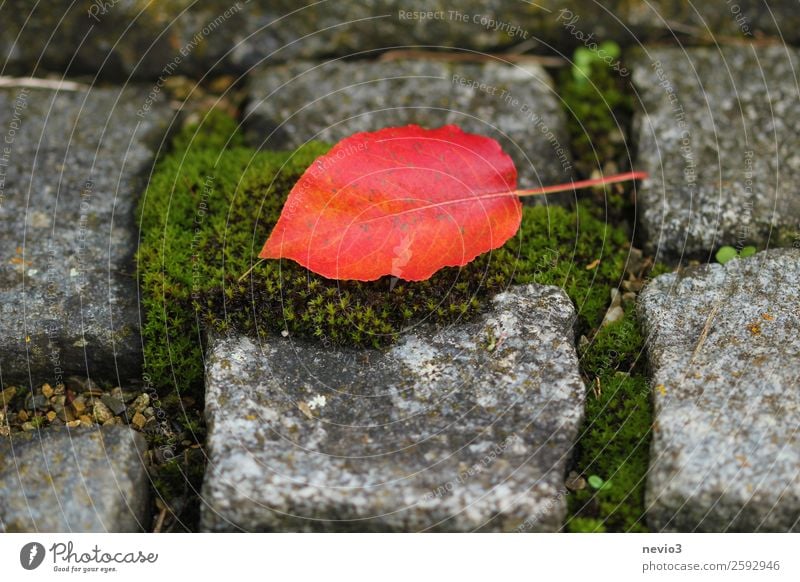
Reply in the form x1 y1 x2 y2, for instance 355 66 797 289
588 475 613 491
572 41 621 84
716 245 757 264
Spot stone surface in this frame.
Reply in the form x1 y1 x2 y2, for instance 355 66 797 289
0 85 172 386
2 2 799 80
244 59 573 189
201 284 584 532
0 426 149 532
631 46 800 258
638 248 800 532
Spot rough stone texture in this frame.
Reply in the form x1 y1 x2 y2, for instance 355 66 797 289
2 2 799 80
244 59 574 189
201 284 584 532
0 85 172 386
631 46 800 258
638 248 800 532
0 426 149 532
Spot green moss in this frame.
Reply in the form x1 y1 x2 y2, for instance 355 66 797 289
560 45 634 215
138 110 653 532
567 309 652 532
559 47 659 532
137 111 632 397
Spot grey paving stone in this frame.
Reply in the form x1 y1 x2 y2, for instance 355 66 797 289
631 46 800 258
200 284 584 532
2 2 799 80
638 248 800 531
244 59 574 190
0 426 149 532
0 85 172 386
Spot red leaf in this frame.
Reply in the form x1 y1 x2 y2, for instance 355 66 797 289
259 125 646 282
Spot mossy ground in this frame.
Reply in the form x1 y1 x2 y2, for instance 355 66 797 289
137 111 634 397
560 49 635 219
138 100 658 530
560 46 658 532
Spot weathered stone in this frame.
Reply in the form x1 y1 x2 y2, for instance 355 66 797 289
0 85 172 386
244 59 573 190
101 394 127 416
0 426 149 532
638 248 800 531
201 284 584 532
1 2 798 80
631 46 800 258
92 400 114 424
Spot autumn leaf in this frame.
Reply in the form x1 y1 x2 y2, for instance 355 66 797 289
258 125 646 282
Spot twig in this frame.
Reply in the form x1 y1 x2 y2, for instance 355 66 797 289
237 258 265 282
0 76 90 91
378 49 566 67
690 302 720 363
153 505 168 533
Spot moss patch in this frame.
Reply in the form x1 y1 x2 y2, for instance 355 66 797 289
137 110 658 532
566 309 652 532
137 111 633 398
560 43 635 219
559 45 660 532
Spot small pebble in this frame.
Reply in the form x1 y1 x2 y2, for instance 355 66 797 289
0 385 17 405
21 421 36 431
101 394 127 416
71 396 87 415
129 394 150 415
131 412 147 430
625 247 644 277
92 400 114 424
601 305 625 327
565 471 587 491
621 279 643 293
41 383 54 398
66 419 81 428
79 414 93 427
25 393 49 411
17 410 28 422
46 411 57 422
609 288 622 308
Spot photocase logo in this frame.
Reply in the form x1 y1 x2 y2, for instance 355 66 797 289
19 542 46 570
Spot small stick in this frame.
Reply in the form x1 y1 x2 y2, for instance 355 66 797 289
237 258 265 282
153 506 168 533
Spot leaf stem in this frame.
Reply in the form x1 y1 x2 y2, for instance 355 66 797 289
512 171 648 198
237 258 265 282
